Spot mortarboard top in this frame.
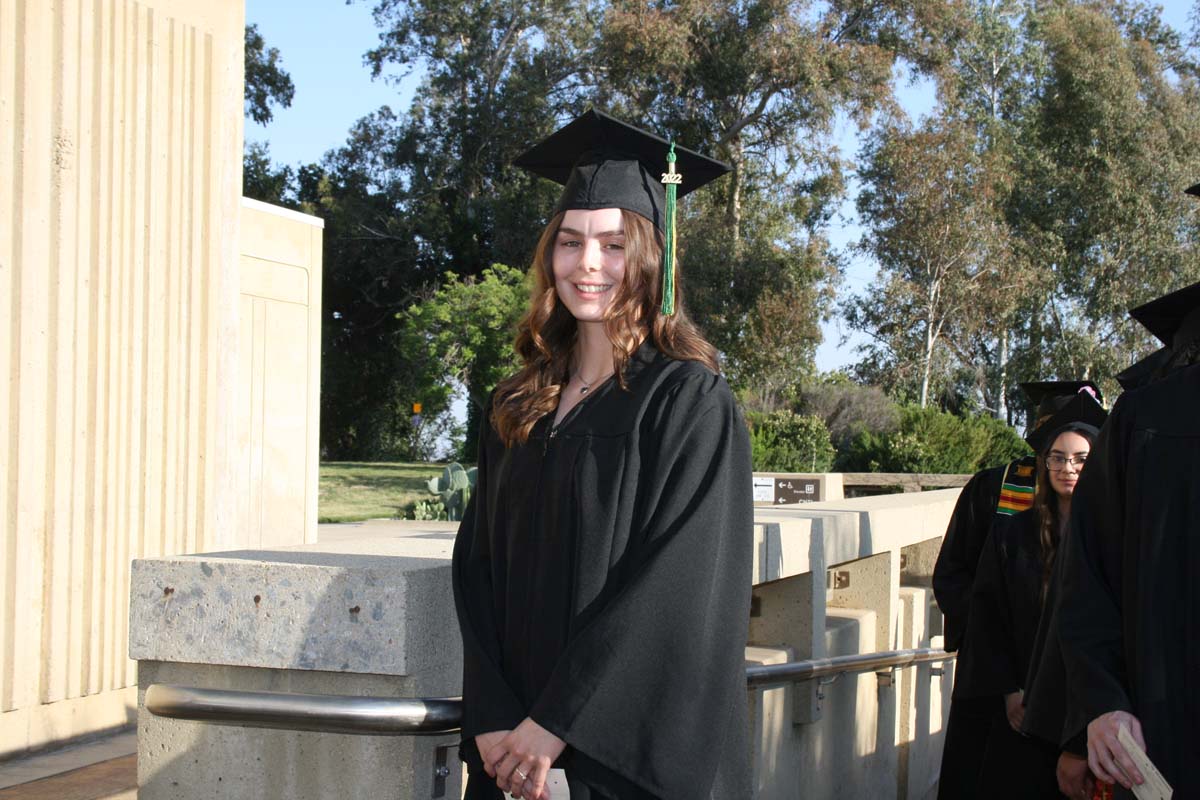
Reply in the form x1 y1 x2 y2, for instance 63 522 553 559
1186 183 1200 197
1116 347 1172 391
1024 392 1108 453
1020 380 1102 444
1021 380 1102 416
1128 281 1200 349
513 108 731 234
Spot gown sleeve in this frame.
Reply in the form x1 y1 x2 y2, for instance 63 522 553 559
527 372 754 799
956 516 1022 698
934 468 1001 652
452 408 526 739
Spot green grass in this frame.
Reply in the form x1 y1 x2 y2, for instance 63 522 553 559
319 461 450 523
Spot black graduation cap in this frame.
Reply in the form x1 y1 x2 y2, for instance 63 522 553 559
1128 281 1200 349
514 109 730 231
1186 183 1200 197
1024 392 1108 453
1020 380 1103 428
1115 347 1172 391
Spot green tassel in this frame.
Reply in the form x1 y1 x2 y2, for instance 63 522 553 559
661 143 679 316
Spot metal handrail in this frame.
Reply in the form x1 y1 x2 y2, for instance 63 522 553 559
144 684 463 736
745 647 953 688
144 648 953 735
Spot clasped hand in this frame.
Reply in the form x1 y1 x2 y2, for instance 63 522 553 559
477 718 566 800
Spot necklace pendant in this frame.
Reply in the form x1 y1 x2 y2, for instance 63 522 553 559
579 386 589 394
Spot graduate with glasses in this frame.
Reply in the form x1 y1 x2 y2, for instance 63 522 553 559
953 388 1107 798
934 380 1102 798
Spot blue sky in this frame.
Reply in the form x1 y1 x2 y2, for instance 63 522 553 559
246 0 1193 374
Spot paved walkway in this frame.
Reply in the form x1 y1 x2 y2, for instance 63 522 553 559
0 732 135 800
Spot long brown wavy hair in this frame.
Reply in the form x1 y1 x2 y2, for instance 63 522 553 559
1032 427 1096 599
491 209 719 446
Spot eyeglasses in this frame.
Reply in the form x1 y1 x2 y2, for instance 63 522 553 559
1046 454 1088 471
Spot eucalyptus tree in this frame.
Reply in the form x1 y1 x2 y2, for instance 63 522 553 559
592 0 954 407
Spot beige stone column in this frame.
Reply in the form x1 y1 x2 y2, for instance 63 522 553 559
0 0 245 756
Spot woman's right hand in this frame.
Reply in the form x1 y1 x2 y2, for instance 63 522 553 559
476 730 511 778
1005 690 1025 732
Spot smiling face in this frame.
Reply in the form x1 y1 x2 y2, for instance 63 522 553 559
1045 430 1092 499
551 208 627 324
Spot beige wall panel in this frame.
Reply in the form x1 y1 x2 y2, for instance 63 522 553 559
236 200 323 549
261 301 310 546
13 0 55 716
0 0 19 717
0 0 245 757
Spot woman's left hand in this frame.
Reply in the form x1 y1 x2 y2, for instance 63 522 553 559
485 717 566 800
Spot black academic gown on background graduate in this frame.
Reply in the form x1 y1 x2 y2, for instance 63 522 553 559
935 462 1036 652
452 341 754 800
957 510 1062 798
1057 363 1200 799
1021 531 1087 765
934 461 1033 799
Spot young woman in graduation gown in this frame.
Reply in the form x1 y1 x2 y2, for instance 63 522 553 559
955 392 1106 799
934 381 1098 799
451 110 754 800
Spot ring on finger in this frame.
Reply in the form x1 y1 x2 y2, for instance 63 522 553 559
515 767 528 781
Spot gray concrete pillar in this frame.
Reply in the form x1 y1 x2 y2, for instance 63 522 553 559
128 533 463 800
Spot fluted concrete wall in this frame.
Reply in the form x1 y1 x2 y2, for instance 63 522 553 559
237 198 323 547
0 0 245 756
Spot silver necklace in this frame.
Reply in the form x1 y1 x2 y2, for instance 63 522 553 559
572 368 614 395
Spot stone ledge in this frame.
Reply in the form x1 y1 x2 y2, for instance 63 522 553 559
128 535 458 677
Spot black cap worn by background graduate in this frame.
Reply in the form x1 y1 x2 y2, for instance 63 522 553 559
1023 390 1108 453
513 108 731 315
1116 347 1173 391
1129 280 1200 351
1020 380 1103 436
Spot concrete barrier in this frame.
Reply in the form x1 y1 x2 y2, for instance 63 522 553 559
747 489 956 800
130 492 958 799
129 527 463 800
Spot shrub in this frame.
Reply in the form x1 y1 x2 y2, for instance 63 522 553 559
838 405 1030 473
798 375 900 450
746 411 836 473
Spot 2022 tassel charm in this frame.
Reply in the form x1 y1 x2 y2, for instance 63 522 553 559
660 142 680 316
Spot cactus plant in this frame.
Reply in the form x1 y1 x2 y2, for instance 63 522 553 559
426 462 477 521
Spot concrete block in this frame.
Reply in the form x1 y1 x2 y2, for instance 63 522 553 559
131 534 464 800
745 645 796 800
128 534 459 689
749 574 823 724
828 551 897 655
897 587 945 800
793 609 882 800
136 661 461 800
900 536 943 589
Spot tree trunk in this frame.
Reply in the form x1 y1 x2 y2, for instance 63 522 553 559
997 327 1009 421
921 318 934 409
726 139 743 256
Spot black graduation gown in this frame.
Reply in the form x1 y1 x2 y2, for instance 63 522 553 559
1022 533 1086 757
933 456 1036 652
935 466 1005 653
452 341 754 800
957 510 1062 798
1057 362 1200 798
934 464 1016 800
